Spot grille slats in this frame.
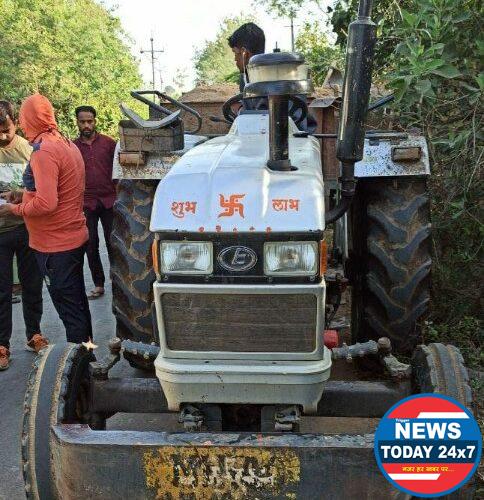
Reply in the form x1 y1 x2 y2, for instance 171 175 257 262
162 293 317 352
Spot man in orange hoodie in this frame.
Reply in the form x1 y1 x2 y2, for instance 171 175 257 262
0 94 92 343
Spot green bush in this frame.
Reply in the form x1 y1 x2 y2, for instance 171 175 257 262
386 0 483 336
424 317 483 371
295 22 344 85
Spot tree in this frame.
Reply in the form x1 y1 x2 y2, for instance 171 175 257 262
163 85 177 97
255 1 344 85
173 68 188 93
329 0 405 72
0 0 142 137
257 0 402 73
256 0 322 17
295 21 344 86
193 14 255 85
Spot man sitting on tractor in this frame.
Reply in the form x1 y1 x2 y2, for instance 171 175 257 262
228 22 316 132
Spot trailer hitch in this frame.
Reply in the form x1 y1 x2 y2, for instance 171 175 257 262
377 337 412 380
89 337 122 380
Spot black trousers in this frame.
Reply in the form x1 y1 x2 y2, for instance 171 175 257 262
84 202 113 288
0 225 43 348
34 245 92 344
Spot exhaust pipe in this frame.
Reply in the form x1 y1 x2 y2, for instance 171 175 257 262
267 95 292 171
325 0 377 224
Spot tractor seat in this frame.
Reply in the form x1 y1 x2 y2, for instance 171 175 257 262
119 103 181 130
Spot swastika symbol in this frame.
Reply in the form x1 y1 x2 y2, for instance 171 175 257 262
218 194 245 218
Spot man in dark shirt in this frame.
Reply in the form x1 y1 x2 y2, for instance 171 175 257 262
228 23 317 133
74 106 116 300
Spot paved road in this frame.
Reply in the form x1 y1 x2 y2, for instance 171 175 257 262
0 236 115 500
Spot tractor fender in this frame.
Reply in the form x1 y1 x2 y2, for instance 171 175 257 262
112 133 208 180
355 134 430 178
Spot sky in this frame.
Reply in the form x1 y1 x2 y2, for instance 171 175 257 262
100 0 324 91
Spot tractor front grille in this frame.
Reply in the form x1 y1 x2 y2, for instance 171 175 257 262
162 293 317 353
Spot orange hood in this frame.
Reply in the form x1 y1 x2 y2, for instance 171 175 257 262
19 94 58 142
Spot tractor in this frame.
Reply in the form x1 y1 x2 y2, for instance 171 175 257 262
22 1 474 498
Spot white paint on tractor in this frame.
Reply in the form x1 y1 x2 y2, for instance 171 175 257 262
150 113 325 233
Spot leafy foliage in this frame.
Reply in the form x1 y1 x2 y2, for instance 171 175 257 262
173 68 189 93
384 0 483 336
193 15 255 85
256 0 314 17
295 22 344 86
0 0 142 137
329 0 404 73
424 317 483 373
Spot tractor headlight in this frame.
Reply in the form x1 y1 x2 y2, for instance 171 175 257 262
264 242 318 276
160 242 213 275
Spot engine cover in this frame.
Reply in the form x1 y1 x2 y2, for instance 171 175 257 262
150 113 325 234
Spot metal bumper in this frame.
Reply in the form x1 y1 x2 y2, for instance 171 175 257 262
51 425 408 499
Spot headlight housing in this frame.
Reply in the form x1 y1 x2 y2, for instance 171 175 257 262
160 241 213 275
264 241 318 276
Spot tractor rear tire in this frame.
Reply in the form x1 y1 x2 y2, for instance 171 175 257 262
350 178 431 354
111 179 159 370
412 343 472 409
22 344 95 500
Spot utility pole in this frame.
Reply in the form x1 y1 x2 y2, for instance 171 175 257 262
290 10 295 52
140 37 164 90
284 10 297 52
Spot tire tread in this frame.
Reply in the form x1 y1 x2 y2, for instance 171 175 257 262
352 179 432 353
111 180 158 348
412 343 473 409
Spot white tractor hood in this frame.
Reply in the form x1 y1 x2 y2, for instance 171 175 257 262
150 114 325 234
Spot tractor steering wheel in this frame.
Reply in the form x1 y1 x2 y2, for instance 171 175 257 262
222 93 308 127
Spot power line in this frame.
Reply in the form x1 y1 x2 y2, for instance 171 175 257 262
140 37 164 90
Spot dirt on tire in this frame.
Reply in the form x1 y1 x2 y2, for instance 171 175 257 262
111 180 159 351
412 343 473 409
350 178 431 354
